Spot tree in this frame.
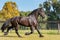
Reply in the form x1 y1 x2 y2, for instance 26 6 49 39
48 0 57 3
43 0 60 21
43 1 51 14
0 2 20 20
43 0 60 29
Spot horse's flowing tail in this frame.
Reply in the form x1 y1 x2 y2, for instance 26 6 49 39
1 19 11 32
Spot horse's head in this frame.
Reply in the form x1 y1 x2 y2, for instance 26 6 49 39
38 8 45 18
1 23 8 32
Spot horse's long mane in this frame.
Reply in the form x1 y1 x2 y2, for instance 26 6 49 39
28 8 38 16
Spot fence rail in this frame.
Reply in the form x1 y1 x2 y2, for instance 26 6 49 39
0 21 60 29
39 21 60 23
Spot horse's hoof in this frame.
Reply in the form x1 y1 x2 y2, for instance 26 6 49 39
25 33 30 35
18 36 22 37
4 32 8 35
4 33 8 35
39 35 44 37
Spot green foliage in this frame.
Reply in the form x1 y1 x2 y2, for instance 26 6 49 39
43 1 51 11
43 0 60 21
20 11 31 16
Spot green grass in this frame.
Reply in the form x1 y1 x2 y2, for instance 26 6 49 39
0 30 60 40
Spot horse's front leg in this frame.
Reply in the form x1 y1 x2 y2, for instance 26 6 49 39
25 26 34 35
35 26 44 37
4 26 13 35
15 26 22 37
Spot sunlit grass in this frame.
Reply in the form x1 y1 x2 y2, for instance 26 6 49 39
0 30 60 40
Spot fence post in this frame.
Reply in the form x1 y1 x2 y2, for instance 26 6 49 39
58 21 60 34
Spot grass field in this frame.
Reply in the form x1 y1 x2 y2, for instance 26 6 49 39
0 30 60 40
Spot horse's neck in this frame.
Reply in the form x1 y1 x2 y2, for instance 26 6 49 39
34 13 39 20
28 9 39 20
29 12 39 20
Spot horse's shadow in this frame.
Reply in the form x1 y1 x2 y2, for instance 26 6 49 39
0 35 24 38
0 35 18 37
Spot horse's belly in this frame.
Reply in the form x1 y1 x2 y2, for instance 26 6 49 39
19 19 30 26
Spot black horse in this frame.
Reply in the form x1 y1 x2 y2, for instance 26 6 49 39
1 8 45 37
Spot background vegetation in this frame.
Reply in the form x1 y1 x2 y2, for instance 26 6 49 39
0 0 60 29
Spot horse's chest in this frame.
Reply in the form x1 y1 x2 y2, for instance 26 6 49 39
29 18 37 26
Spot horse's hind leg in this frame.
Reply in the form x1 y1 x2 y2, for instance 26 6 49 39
4 26 13 35
25 26 34 35
35 26 44 37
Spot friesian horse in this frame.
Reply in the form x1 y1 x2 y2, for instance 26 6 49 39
1 8 45 37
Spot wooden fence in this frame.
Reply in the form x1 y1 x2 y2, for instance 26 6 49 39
0 21 60 33
0 21 60 29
